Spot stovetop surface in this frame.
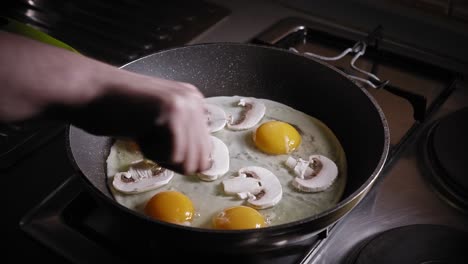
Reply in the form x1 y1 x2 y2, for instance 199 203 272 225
6 1 468 263
258 17 468 264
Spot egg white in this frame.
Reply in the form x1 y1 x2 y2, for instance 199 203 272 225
106 96 347 228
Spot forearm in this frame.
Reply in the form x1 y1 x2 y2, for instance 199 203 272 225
0 31 211 173
0 31 110 121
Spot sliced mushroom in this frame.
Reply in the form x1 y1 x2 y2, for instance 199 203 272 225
205 103 227 133
222 176 262 200
226 98 266 130
112 159 173 194
222 166 282 209
197 135 230 181
285 155 338 192
106 139 143 178
285 156 315 178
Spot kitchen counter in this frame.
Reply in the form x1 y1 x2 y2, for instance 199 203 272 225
5 0 468 263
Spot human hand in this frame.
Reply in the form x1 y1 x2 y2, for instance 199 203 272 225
0 31 211 174
64 70 212 175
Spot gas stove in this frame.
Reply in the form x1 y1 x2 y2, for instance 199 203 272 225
7 1 468 263
252 17 468 263
255 17 468 263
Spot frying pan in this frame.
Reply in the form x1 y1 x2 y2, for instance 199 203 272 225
67 43 389 258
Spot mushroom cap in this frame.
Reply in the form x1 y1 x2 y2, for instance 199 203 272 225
222 166 283 209
112 160 174 194
290 155 338 192
227 98 266 130
205 103 227 133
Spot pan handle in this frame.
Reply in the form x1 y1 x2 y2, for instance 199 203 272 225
253 20 390 89
253 20 428 120
289 40 389 89
289 41 428 120
286 26 429 120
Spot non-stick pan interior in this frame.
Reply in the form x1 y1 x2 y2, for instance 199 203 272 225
69 43 388 206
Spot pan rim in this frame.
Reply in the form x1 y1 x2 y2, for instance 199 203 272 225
67 42 390 235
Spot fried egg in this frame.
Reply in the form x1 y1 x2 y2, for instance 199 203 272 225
212 205 266 230
106 95 347 228
145 190 195 225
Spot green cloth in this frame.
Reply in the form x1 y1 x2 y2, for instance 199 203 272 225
1 16 78 53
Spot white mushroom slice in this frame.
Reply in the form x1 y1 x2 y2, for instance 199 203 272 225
106 139 143 178
223 176 262 200
226 98 266 130
205 103 227 133
197 135 230 181
112 160 173 194
286 155 338 192
222 166 282 209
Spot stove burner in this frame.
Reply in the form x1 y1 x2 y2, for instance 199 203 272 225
349 224 468 264
422 107 468 212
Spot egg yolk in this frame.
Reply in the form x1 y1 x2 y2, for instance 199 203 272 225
253 121 301 155
145 190 194 225
212 206 266 230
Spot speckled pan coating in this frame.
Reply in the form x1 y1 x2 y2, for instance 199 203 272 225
67 43 389 254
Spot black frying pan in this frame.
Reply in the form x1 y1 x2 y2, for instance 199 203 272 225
67 43 389 259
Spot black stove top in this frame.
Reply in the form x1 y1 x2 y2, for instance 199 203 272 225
422 107 468 212
346 224 468 264
6 3 468 264
3 0 230 66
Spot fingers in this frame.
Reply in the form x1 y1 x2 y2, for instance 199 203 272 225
168 95 211 174
197 117 212 172
178 82 204 99
141 79 210 174
110 71 211 175
185 99 211 173
168 96 186 164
